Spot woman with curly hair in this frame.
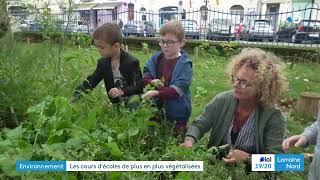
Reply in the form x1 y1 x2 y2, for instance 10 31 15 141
181 48 288 164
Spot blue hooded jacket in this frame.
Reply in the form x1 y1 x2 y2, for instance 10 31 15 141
143 50 193 122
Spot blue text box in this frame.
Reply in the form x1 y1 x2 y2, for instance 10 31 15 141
275 154 304 172
16 161 66 172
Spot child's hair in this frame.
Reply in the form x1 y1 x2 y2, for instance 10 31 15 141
159 20 185 41
93 23 123 44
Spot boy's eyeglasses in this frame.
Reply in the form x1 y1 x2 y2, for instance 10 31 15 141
158 39 177 47
231 75 253 89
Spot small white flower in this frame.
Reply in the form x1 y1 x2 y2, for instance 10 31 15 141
303 79 309 82
295 77 299 80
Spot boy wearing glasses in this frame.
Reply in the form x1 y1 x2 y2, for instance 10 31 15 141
72 23 143 106
142 21 193 137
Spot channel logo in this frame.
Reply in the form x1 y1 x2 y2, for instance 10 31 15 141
252 154 304 172
287 15 301 24
252 154 275 171
260 156 272 162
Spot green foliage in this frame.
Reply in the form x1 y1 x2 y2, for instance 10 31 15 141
0 0 9 38
0 22 8 39
197 42 220 57
0 95 156 177
141 42 149 54
218 42 239 56
0 41 319 179
71 33 93 48
195 86 207 98
13 31 44 42
197 42 239 58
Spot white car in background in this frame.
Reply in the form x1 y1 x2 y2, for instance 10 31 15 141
207 19 236 41
62 21 91 34
181 19 200 39
247 19 275 41
19 19 33 31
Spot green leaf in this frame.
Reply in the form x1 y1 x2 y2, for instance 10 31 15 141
117 133 126 140
5 125 26 140
127 95 141 105
42 143 66 160
65 138 83 149
0 139 13 153
16 145 33 160
27 96 55 118
55 120 73 130
107 136 113 143
63 55 77 62
175 172 190 180
17 139 32 149
107 142 121 159
91 129 103 139
109 172 123 180
70 127 85 138
79 107 99 131
0 154 20 177
128 128 139 137
46 130 66 144
55 97 73 122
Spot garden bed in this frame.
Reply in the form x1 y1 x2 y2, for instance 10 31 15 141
0 37 319 179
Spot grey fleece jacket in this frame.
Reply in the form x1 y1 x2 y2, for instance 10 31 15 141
301 101 320 180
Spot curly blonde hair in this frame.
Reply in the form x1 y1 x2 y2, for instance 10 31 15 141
227 48 288 109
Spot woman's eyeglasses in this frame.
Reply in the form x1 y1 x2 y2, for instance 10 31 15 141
231 75 253 88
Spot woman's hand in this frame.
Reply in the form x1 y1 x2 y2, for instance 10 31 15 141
222 149 250 164
180 138 194 148
282 135 308 152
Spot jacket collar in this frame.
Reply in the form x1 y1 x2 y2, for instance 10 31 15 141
158 50 191 64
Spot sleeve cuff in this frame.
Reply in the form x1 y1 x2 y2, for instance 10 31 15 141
300 132 314 146
170 85 183 96
185 136 196 143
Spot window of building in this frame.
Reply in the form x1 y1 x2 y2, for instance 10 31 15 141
112 7 117 20
159 6 178 24
9 6 28 16
230 5 244 22
182 9 186 19
140 7 146 21
200 5 208 21
140 7 146 11
128 3 134 21
79 10 90 22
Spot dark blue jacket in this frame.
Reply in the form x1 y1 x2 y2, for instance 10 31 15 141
143 50 193 122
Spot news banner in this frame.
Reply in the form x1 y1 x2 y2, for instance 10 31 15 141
16 154 304 172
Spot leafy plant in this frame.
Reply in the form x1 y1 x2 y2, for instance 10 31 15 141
195 86 208 98
219 42 239 56
71 33 93 48
0 36 318 179
141 42 149 54
198 42 220 57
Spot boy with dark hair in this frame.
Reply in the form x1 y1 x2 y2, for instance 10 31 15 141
142 20 193 136
72 23 143 105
